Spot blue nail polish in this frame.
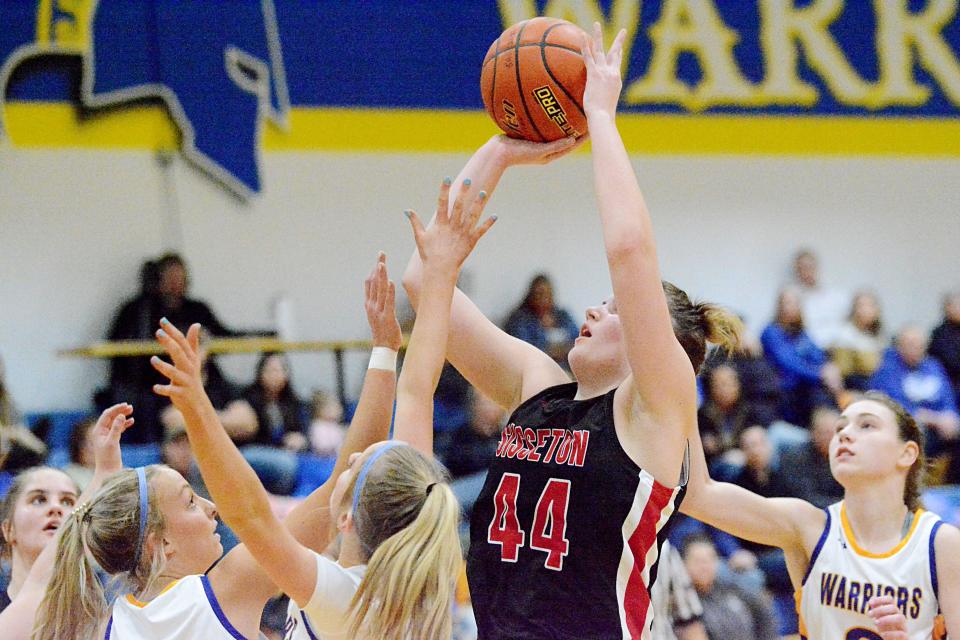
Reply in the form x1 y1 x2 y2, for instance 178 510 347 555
160 317 169 325
443 177 452 186
479 191 487 200
403 210 412 218
491 215 498 221
157 329 167 338
463 178 472 186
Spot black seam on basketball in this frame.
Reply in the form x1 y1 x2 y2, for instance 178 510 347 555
539 24 586 120
538 46 586 119
514 22 545 142
482 42 582 66
487 33 500 116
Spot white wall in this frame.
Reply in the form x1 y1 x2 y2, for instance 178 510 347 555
1 145 958 412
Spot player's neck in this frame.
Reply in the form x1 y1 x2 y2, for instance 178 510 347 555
338 531 366 568
574 379 619 401
843 486 911 551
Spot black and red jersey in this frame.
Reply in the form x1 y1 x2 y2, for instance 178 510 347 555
467 383 686 639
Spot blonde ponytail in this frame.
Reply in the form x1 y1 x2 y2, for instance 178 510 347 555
32 466 167 640
699 303 744 353
346 446 461 640
32 507 105 640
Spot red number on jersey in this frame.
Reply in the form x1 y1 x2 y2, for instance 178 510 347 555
487 473 524 562
530 479 571 571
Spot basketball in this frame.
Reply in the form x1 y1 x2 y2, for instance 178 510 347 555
480 17 588 142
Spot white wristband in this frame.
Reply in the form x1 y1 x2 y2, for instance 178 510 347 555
368 347 398 371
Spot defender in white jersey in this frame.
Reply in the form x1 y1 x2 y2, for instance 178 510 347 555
32 258 401 640
799 502 944 639
681 391 959 639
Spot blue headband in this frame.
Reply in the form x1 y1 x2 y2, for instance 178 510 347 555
131 466 149 571
351 441 404 515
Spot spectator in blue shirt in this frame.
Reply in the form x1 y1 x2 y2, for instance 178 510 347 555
504 274 580 367
761 287 842 426
869 326 959 467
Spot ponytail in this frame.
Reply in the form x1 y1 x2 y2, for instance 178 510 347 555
698 303 743 354
32 466 167 640
346 445 461 640
32 506 106 640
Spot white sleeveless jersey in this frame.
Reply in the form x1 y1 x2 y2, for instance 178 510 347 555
798 502 946 640
282 552 366 640
106 574 250 639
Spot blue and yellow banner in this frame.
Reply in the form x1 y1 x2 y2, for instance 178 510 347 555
2 0 959 196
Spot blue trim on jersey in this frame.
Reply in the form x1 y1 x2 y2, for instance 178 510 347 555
104 616 113 640
300 611 321 640
801 507 832 586
930 519 944 611
200 575 249 640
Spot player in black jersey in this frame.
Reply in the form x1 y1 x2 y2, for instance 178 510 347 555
402 24 742 640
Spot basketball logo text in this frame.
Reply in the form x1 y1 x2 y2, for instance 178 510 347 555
500 98 521 133
532 86 578 137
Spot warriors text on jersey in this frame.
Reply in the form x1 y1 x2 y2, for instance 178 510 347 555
467 383 686 640
798 502 946 640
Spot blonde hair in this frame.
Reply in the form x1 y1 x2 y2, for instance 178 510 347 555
32 466 167 640
346 445 461 640
663 281 743 373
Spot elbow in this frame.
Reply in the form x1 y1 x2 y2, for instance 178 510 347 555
604 231 654 264
401 267 421 301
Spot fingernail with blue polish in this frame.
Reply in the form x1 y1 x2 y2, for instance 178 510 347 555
479 191 487 200
443 177 452 186
491 215 498 222
150 356 160 364
157 329 166 338
403 210 412 218
463 178 472 186
160 317 169 325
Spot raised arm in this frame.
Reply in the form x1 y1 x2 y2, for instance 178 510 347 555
394 181 496 455
284 252 400 549
4 404 134 639
402 137 580 412
581 24 696 433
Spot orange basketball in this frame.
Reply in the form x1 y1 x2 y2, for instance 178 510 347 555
480 17 588 142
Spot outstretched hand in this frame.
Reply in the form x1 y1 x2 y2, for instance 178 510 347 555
364 252 403 351
580 22 627 118
150 320 210 421
91 403 135 475
867 596 909 640
405 178 496 277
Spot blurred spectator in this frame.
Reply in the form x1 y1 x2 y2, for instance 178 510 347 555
650 540 708 640
697 366 775 467
103 253 263 444
731 427 793 509
791 249 849 349
929 290 960 405
869 326 959 477
780 407 844 508
704 323 781 418
504 274 579 366
242 353 308 452
63 417 96 491
831 290 886 390
681 534 779 640
307 390 346 458
761 287 841 426
0 354 20 427
444 390 505 480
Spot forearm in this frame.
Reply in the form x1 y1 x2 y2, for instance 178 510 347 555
403 138 508 303
395 268 458 452
283 367 395 549
183 396 277 536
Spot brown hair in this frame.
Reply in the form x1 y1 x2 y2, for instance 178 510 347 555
32 466 168 640
0 466 78 562
663 281 743 373
345 445 461 640
860 391 926 511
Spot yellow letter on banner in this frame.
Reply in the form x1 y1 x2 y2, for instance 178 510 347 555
756 0 874 107
625 0 755 111
497 0 641 74
874 0 960 108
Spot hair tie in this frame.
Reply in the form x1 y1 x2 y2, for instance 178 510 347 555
73 501 94 522
425 482 437 496
130 467 149 572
